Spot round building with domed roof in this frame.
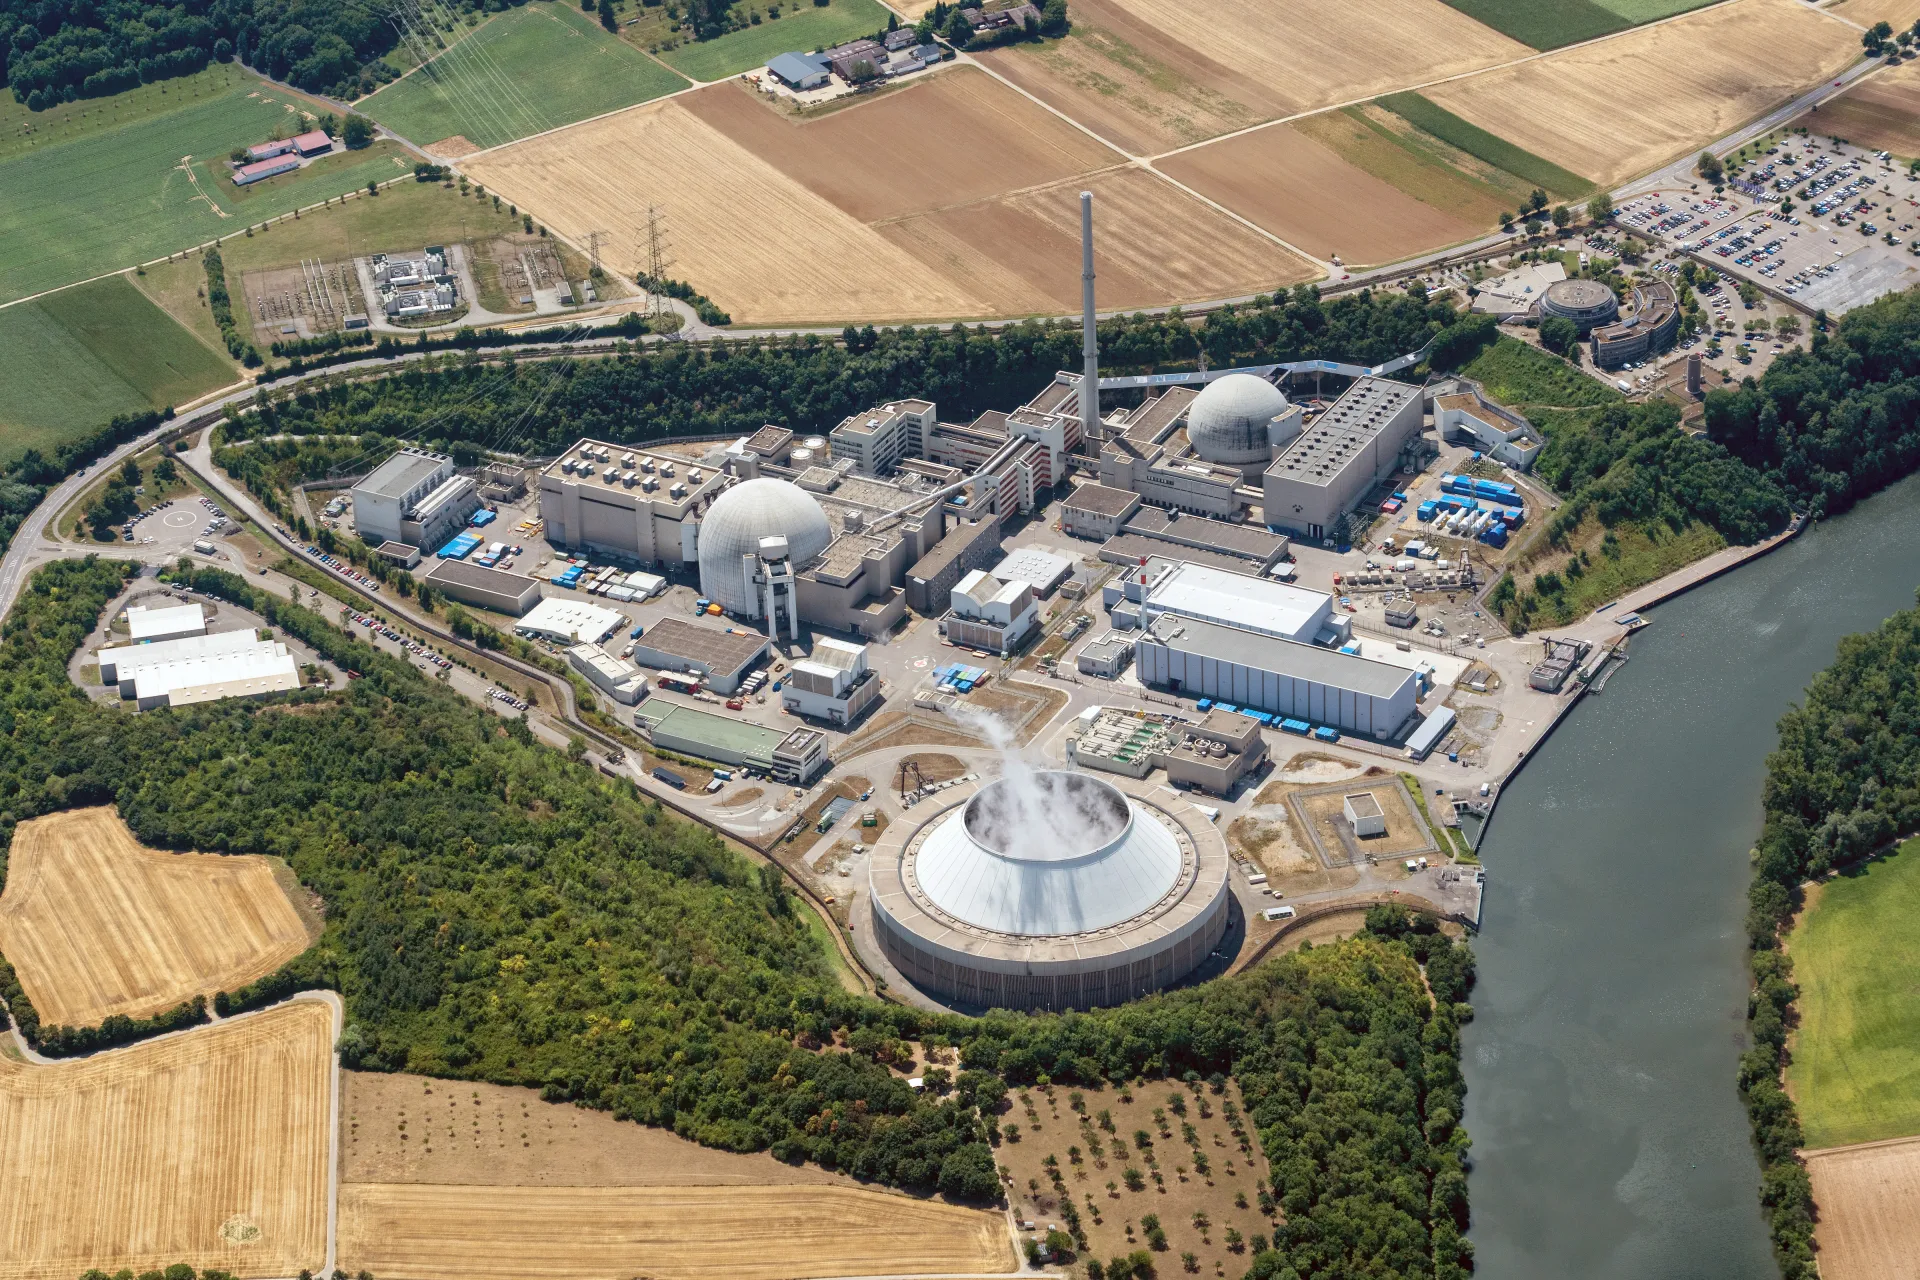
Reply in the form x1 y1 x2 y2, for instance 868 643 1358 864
696 476 834 614
1184 372 1298 469
867 768 1231 1011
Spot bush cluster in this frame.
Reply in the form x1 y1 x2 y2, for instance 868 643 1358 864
202 246 261 367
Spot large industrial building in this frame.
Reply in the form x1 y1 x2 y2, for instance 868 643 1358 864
944 569 1039 655
630 617 768 694
781 636 881 724
352 449 481 552
868 768 1229 1010
1134 613 1419 738
636 703 829 784
539 441 729 564
1261 377 1424 542
1105 558 1337 645
422 558 543 615
97 627 300 710
125 601 206 644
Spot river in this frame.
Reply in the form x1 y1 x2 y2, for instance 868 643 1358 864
1463 472 1920 1278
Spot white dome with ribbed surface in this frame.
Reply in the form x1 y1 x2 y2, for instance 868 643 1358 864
1187 373 1289 465
696 478 833 614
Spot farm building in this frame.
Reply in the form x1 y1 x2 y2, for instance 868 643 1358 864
766 51 831 90
292 129 334 156
233 155 299 185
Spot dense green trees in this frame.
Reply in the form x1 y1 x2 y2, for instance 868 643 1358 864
1 0 400 108
1739 596 1920 1278
0 555 1477 1270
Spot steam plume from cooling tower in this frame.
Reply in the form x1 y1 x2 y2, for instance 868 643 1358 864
948 704 1127 862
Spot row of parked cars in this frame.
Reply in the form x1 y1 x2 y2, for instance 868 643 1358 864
345 608 453 671
304 544 383 592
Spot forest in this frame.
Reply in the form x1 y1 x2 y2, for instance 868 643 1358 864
0 0 402 106
220 287 1471 458
1738 595 1920 1279
0 555 1476 1278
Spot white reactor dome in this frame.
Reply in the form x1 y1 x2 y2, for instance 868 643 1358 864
696 477 834 613
1187 373 1290 465
913 771 1182 936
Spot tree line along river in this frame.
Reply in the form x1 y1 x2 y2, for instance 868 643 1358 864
1463 471 1920 1278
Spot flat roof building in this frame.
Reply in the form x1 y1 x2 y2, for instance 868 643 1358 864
629 617 768 694
991 546 1073 598
518 597 623 645
905 517 1001 613
540 439 728 566
1135 613 1418 739
1118 506 1289 570
423 558 542 616
1060 483 1142 541
637 703 830 784
782 636 882 725
567 643 650 705
1263 377 1425 543
1162 708 1269 797
829 399 934 476
98 627 265 691
1107 558 1332 645
125 602 207 644
946 569 1038 655
353 448 480 551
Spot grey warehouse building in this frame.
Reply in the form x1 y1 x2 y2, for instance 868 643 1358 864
1135 613 1419 738
1262 377 1424 543
352 448 480 550
422 558 542 615
629 617 768 694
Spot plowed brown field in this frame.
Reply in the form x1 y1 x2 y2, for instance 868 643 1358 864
0 1000 333 1280
468 69 1314 322
1804 1135 1920 1280
1158 124 1478 266
0 807 314 1027
337 1182 1013 1280
1425 0 1859 187
1805 59 1920 157
980 0 1525 153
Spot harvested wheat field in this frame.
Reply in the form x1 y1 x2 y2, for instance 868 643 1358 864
338 1183 1013 1280
1158 123 1480 265
1425 0 1860 187
465 97 986 324
0 806 314 1028
1804 1135 1920 1280
470 70 1315 322
1827 0 1920 30
1807 59 1920 157
0 1000 333 1280
683 70 1122 223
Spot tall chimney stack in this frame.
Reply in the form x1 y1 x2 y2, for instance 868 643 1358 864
1079 190 1098 444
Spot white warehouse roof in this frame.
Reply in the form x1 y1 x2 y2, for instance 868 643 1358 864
1141 560 1330 644
519 598 624 644
131 645 299 706
98 628 264 685
126 602 206 643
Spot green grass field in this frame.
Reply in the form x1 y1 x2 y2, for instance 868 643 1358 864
1460 337 1622 408
0 275 236 465
1788 838 1920 1148
1438 0 1721 49
0 77 409 305
1380 93 1595 198
658 0 893 82
358 4 688 151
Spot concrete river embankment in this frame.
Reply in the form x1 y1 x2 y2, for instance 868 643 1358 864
1464 471 1920 1278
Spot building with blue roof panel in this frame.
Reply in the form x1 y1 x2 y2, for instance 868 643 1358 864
767 51 831 90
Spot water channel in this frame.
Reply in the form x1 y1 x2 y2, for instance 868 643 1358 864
1464 471 1920 1278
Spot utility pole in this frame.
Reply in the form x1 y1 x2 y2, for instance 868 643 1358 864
644 205 672 316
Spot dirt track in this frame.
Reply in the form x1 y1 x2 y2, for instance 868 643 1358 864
0 806 314 1027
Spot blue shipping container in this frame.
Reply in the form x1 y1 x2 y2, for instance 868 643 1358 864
1313 726 1341 742
1195 698 1213 711
469 509 497 528
1281 718 1311 735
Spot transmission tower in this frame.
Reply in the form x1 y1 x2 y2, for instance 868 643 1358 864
644 204 673 316
586 229 609 282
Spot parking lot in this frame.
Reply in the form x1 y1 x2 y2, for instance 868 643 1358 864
122 494 235 557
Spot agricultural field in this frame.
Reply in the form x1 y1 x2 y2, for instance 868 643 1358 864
1438 0 1723 48
981 0 1526 152
1377 93 1594 198
0 806 314 1028
0 276 237 465
337 1183 1012 1279
1802 57 1920 159
1158 123 1479 266
995 1077 1276 1277
654 0 896 83
0 1000 333 1280
356 3 688 154
0 71 409 305
1159 99 1567 265
468 70 1310 323
0 62 257 165
1803 1136 1920 1280
1423 0 1859 188
1786 838 1920 1148
1826 0 1920 30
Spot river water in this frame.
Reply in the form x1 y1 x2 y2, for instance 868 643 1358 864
1463 472 1920 1278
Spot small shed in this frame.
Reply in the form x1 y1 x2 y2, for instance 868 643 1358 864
1343 792 1386 838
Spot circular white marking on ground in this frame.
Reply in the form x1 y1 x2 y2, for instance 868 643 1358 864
162 511 197 528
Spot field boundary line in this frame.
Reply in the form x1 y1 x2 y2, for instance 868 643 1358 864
1802 1131 1920 1158
1147 0 1819 163
864 162 1135 225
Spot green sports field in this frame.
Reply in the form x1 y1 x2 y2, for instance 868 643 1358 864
358 4 688 152
1439 0 1721 49
1788 838 1920 1149
0 275 236 465
0 72 407 306
659 0 893 82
